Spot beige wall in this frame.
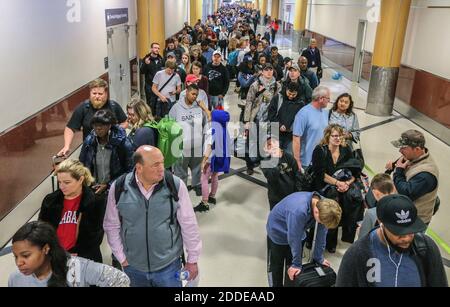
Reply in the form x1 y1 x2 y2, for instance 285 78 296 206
0 0 137 133
165 0 189 38
305 0 450 79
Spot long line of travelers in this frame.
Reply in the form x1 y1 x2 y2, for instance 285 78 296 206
7 4 447 287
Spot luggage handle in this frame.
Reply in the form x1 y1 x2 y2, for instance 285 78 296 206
52 155 66 170
309 220 319 263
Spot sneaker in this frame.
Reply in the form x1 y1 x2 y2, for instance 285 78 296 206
193 185 202 197
208 196 216 205
194 202 209 212
246 168 254 176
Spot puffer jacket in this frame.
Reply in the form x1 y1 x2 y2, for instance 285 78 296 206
79 125 134 187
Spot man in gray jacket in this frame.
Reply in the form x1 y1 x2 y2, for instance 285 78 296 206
170 84 209 200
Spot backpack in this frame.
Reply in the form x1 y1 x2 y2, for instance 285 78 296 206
228 50 239 66
144 116 183 168
114 170 179 225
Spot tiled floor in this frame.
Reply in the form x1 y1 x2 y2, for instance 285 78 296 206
1 31 449 287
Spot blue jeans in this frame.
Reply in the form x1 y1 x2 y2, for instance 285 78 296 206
210 96 224 109
124 258 182 287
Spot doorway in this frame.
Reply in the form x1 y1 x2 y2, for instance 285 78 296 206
352 19 368 83
107 24 131 108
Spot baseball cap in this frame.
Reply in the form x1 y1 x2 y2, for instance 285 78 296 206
391 130 426 148
243 55 253 63
289 64 301 71
185 74 200 84
166 51 176 58
263 63 274 70
213 50 222 57
376 194 427 236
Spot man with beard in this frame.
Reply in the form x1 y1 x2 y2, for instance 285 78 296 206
58 79 127 157
337 194 448 287
140 43 165 113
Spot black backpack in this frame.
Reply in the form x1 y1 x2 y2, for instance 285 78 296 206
114 170 179 225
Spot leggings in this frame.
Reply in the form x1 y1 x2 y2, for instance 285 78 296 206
201 167 219 202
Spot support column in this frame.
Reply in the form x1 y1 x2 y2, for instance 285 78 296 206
148 0 165 51
255 0 260 10
190 0 197 26
190 0 202 25
137 0 151 59
366 0 411 116
292 0 308 53
261 0 268 22
214 0 219 13
271 0 280 19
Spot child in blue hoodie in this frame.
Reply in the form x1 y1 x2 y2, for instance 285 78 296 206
194 108 231 212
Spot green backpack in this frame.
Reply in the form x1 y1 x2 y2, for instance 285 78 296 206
144 116 183 168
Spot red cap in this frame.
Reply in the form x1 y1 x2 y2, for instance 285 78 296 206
185 74 200 84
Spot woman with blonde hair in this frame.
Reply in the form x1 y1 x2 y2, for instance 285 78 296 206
190 45 207 68
309 124 364 253
179 53 192 78
180 36 191 54
126 98 157 150
39 159 105 263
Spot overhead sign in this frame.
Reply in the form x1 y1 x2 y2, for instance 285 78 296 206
105 8 128 27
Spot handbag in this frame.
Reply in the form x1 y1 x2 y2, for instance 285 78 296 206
352 139 365 168
297 165 316 192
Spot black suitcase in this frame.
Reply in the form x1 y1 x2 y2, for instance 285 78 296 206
284 262 336 287
284 221 337 287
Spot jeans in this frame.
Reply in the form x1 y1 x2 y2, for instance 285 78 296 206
267 237 292 287
210 96 224 109
123 258 182 287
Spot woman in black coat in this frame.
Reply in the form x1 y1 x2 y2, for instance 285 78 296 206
310 124 363 253
39 159 105 263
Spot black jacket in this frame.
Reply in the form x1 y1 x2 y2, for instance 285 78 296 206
262 152 302 208
39 186 105 260
282 76 313 104
79 125 134 188
301 47 322 69
140 54 164 86
337 229 448 287
311 145 355 191
204 63 230 96
268 93 306 134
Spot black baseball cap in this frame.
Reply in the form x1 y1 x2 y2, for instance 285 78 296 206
376 195 427 236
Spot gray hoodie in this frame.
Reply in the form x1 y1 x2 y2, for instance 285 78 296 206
169 98 207 157
8 256 130 287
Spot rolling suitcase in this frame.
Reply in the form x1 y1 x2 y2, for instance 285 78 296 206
284 221 337 287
